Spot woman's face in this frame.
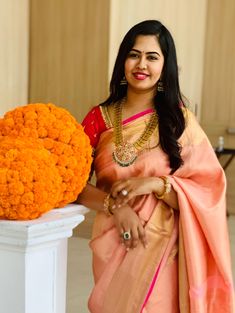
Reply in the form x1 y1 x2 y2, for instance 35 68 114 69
124 35 164 94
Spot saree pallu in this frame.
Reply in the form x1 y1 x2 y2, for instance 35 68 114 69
87 108 234 313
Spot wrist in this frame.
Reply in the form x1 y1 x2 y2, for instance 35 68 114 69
113 204 129 216
151 177 164 194
103 193 115 216
155 176 171 200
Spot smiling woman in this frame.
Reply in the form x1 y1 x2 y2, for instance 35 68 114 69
76 20 234 313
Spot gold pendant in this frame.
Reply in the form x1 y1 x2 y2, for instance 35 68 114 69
112 100 158 167
112 142 137 167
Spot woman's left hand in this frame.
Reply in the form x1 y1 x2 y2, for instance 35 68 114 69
110 177 159 207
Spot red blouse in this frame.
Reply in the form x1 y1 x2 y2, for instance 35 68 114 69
82 105 109 149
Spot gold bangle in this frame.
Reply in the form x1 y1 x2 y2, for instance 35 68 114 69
155 176 171 200
103 193 114 216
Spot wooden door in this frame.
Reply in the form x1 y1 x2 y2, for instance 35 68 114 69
29 0 110 122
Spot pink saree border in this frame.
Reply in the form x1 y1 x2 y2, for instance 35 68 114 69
140 259 163 312
140 215 179 313
123 108 155 126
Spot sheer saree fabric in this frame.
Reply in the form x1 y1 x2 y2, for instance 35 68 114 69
83 106 234 313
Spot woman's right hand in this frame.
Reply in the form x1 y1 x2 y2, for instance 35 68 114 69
113 204 147 250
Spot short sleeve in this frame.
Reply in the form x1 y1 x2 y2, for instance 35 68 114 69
82 105 107 149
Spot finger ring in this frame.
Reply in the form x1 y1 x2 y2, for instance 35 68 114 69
121 189 128 196
123 231 131 240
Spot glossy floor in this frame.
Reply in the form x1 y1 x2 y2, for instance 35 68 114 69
66 215 235 313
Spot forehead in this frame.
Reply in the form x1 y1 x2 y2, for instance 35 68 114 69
132 35 162 53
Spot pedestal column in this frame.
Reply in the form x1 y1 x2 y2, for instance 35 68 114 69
0 204 89 313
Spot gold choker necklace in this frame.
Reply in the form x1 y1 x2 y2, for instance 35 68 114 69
112 101 158 167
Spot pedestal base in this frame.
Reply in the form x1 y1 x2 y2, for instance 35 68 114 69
0 204 89 313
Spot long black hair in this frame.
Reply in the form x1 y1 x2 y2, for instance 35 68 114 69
101 20 185 173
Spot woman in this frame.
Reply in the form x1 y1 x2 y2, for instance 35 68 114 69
77 20 234 312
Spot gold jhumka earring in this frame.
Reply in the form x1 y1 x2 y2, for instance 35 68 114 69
157 80 164 92
120 76 127 85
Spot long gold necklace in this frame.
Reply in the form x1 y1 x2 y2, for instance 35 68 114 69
112 101 158 167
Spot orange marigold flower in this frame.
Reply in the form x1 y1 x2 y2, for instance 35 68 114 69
38 127 48 138
0 168 7 184
0 103 92 217
43 138 54 149
0 136 62 220
0 185 8 196
21 192 34 205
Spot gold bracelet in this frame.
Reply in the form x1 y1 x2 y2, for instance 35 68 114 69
103 193 114 216
155 176 171 199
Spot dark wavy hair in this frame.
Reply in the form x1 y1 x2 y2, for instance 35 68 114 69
101 20 186 173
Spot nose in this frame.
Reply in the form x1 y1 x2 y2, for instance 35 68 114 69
137 55 147 70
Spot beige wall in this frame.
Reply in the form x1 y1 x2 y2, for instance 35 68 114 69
0 0 29 116
109 0 208 117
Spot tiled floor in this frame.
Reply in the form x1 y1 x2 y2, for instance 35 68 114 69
66 215 235 313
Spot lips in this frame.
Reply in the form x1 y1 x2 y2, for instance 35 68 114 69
133 72 149 80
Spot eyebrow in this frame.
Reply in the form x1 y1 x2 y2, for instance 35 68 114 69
130 48 161 57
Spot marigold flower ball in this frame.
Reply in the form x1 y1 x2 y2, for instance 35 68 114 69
0 103 92 208
0 137 62 220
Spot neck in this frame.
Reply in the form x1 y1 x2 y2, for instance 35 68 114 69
124 90 155 112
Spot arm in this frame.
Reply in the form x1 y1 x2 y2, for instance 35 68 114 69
151 177 179 210
78 107 111 211
110 176 179 210
76 183 147 250
76 183 108 212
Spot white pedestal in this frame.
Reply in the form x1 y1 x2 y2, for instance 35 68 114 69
0 204 89 313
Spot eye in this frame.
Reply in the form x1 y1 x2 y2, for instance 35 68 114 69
147 55 158 61
127 52 139 59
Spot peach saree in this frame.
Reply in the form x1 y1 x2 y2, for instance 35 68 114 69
84 107 234 313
